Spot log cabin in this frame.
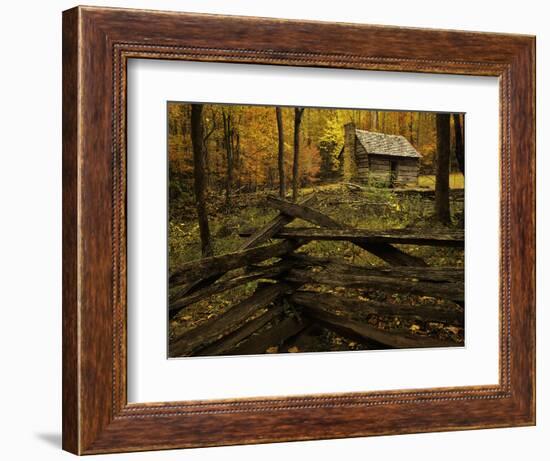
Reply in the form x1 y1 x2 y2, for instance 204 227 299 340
339 123 422 187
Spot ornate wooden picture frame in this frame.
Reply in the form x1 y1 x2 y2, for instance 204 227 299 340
62 5 535 455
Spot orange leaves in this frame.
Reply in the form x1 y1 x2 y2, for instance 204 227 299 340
167 103 449 191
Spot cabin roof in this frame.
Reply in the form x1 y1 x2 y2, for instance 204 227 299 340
355 129 422 158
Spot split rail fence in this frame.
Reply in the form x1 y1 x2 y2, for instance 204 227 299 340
168 194 464 357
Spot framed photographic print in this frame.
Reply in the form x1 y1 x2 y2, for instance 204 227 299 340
62 5 535 455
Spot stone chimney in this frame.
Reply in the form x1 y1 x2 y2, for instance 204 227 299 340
343 122 357 181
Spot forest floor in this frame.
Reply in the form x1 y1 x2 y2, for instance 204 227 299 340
418 172 465 189
168 180 465 355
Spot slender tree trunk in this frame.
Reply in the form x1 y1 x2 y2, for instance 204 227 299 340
275 107 286 198
234 132 241 192
222 110 234 208
435 113 451 225
453 113 465 175
292 107 304 201
202 109 217 189
372 111 378 131
416 113 422 147
190 104 213 257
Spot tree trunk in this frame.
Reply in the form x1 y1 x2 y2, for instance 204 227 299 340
275 107 286 198
190 104 213 257
416 113 421 146
453 113 465 175
435 113 451 224
292 107 305 201
234 132 241 192
202 108 217 189
222 110 234 208
372 111 378 131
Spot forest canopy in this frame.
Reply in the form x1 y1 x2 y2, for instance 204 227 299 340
168 103 464 200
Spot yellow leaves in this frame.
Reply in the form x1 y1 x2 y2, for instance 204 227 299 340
287 346 300 353
445 326 461 335
409 324 421 332
266 346 278 353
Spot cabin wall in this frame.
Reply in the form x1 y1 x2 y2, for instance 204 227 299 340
362 154 419 187
395 157 419 186
368 156 392 185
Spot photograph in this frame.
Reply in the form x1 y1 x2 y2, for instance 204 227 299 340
50 3 536 455
167 103 465 358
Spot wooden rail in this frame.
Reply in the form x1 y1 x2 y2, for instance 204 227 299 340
170 194 316 300
239 227 464 247
170 282 296 356
169 261 293 313
168 194 464 357
291 291 464 326
285 268 464 303
169 239 300 286
265 196 428 266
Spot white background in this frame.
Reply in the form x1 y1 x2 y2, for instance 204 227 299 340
127 60 499 402
0 0 546 460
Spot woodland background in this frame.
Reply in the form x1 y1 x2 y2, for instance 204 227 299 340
168 104 466 355
168 104 464 202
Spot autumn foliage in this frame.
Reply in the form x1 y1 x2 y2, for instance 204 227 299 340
168 103 463 200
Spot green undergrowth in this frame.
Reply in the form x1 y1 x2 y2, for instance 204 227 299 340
168 182 465 353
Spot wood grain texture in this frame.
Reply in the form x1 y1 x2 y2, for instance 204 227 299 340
264 195 429 266
239 226 465 246
62 5 536 455
62 7 79 454
169 282 294 356
285 267 464 302
292 290 464 325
